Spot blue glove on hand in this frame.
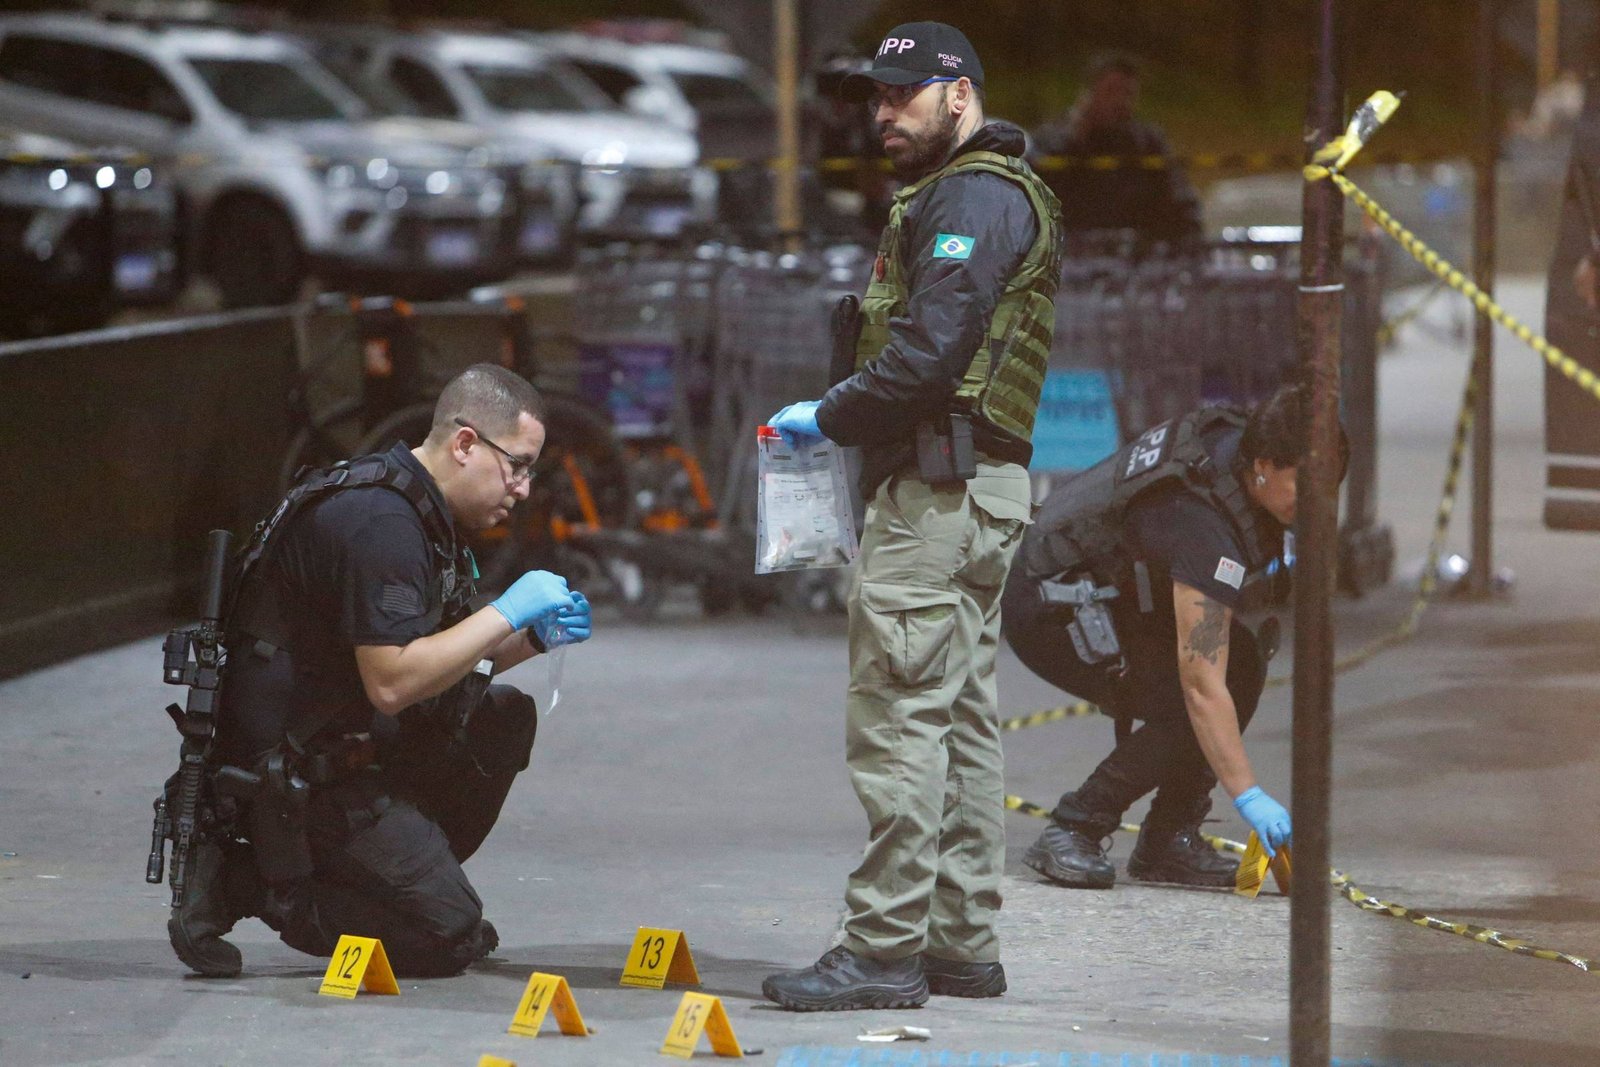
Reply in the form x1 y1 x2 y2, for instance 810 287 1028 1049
768 400 825 451
1234 786 1293 857
533 590 591 649
490 570 573 632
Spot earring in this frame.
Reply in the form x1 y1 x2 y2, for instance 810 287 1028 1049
1255 474 1267 486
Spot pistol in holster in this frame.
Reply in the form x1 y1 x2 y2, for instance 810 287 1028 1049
1038 575 1125 674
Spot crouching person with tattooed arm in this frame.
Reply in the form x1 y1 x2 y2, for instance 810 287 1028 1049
1000 384 1343 890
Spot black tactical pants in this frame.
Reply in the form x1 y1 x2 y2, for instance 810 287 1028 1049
1002 581 1266 836
255 684 537 977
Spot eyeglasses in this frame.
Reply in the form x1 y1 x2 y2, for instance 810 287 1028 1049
865 76 957 116
454 417 536 485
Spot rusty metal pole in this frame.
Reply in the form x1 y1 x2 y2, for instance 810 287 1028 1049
1292 0 1343 1062
772 0 803 245
1468 0 1499 596
1537 0 1561 95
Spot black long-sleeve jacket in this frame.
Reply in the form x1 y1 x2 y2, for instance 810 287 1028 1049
815 121 1041 494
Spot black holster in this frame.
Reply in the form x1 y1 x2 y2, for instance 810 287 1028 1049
829 295 861 388
915 412 977 486
246 749 313 884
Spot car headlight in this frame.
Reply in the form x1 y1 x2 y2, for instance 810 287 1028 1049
477 176 506 214
320 158 400 190
320 162 361 189
579 166 625 199
581 141 628 172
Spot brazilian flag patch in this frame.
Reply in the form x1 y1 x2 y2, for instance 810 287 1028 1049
932 233 974 260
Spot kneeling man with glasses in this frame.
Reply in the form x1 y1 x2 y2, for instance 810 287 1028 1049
168 363 590 979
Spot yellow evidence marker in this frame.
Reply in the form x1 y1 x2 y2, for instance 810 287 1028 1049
477 1057 516 1067
1235 832 1293 898
659 991 743 1059
621 926 701 989
317 935 399 998
507 972 589 1038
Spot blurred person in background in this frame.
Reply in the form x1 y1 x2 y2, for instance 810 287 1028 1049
1030 51 1202 247
811 52 895 236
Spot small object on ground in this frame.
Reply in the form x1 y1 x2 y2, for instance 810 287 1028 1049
858 1025 932 1043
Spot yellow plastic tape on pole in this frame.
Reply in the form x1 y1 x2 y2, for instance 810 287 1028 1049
1308 91 1600 407
1317 90 1403 173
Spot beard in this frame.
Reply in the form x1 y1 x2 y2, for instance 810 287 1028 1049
881 104 961 180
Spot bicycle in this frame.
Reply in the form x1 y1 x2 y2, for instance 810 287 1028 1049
278 293 629 594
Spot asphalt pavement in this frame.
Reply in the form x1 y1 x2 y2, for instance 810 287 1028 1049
3 278 1599 1066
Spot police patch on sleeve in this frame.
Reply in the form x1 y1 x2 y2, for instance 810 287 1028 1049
933 233 974 259
1214 557 1246 590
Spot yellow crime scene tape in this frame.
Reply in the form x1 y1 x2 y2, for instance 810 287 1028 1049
0 151 153 167
1376 278 1449 348
711 149 1461 176
1000 91 1600 975
1003 795 1599 973
1259 333 1479 689
999 701 1098 732
1307 92 1600 406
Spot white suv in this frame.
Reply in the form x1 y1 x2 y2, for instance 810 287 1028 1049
286 23 580 265
0 14 517 306
534 33 775 163
363 31 717 239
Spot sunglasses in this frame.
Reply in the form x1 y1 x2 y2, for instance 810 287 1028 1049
865 76 958 115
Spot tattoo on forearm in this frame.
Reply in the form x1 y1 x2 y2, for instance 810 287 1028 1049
1185 597 1229 666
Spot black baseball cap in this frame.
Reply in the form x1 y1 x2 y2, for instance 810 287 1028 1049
841 22 984 102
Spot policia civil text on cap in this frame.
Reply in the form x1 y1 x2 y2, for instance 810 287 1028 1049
762 21 1063 1012
1003 384 1342 890
153 364 592 979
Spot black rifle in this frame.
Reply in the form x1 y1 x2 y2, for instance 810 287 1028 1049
147 529 259 906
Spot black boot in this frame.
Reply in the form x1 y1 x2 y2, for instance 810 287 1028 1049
762 946 928 1012
923 955 1006 998
1022 822 1116 889
453 919 499 968
168 840 259 978
1127 824 1238 887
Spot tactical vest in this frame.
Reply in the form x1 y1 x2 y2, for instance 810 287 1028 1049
1019 407 1282 595
855 149 1063 442
227 450 477 746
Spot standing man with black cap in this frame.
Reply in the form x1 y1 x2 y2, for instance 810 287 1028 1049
762 23 1063 1012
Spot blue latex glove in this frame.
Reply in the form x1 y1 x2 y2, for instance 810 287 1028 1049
490 570 573 632
1233 786 1293 857
533 591 591 649
768 400 825 451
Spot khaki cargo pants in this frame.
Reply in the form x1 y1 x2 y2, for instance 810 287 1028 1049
841 458 1033 963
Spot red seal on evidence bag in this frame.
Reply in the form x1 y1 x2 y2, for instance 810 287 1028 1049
874 254 885 281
